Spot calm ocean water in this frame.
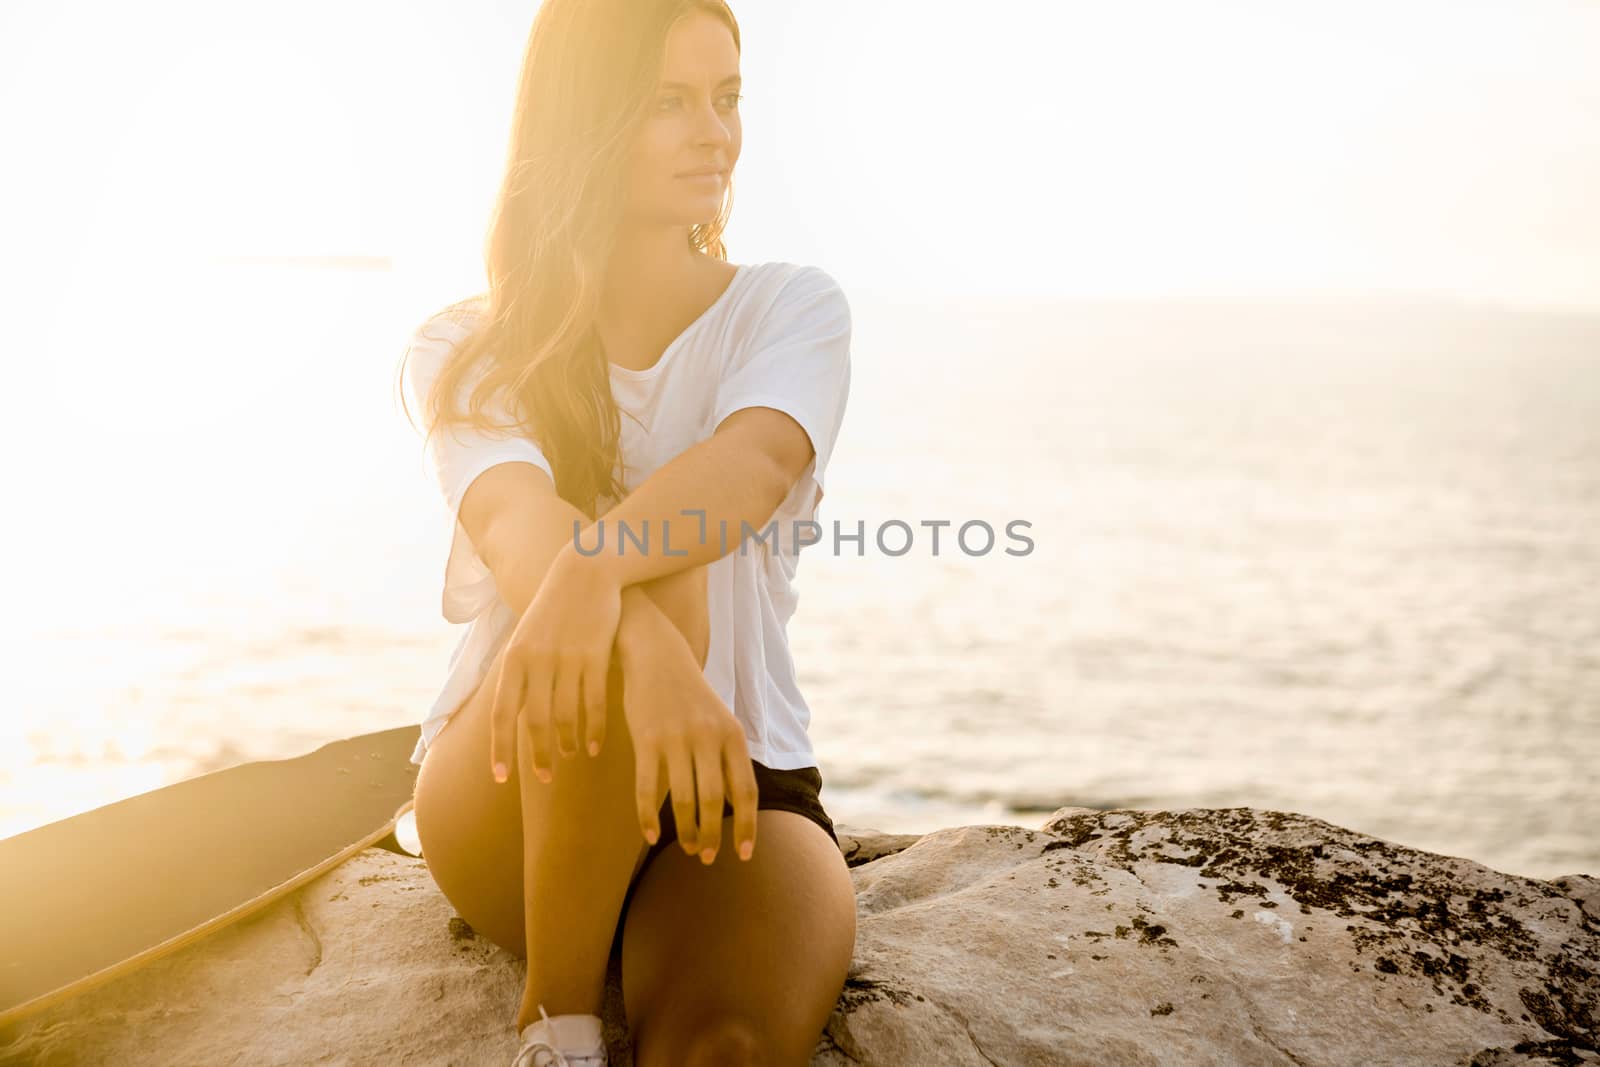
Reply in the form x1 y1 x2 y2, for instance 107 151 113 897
3 263 1596 881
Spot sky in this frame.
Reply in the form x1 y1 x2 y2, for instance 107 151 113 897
0 0 1596 861
1 0 1598 314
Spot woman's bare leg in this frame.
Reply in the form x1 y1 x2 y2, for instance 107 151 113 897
414 646 650 1023
623 811 857 1066
512 651 658 1028
411 565 710 1031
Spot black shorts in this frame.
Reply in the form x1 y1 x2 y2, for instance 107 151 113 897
632 760 836 878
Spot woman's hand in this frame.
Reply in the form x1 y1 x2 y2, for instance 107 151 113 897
622 635 760 864
489 544 621 785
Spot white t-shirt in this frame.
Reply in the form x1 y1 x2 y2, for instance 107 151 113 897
400 260 852 770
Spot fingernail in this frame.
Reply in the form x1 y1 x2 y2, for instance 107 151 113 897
700 848 715 864
537 768 552 784
493 763 507 783
645 827 659 844
588 740 600 757
739 841 753 861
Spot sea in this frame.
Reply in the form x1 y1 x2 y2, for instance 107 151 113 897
2 260 1595 882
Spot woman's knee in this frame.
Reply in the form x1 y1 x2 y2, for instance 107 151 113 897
411 693 528 955
637 1014 763 1067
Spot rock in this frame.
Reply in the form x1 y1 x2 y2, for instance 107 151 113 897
826 809 1599 1066
1 806 1595 1066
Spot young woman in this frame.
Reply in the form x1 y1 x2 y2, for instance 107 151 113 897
399 3 857 1065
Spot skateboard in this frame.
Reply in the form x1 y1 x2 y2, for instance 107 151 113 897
0 725 421 1029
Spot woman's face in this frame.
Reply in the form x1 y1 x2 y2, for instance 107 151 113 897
624 12 742 227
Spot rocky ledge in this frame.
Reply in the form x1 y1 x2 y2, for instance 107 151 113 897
2 806 1595 1066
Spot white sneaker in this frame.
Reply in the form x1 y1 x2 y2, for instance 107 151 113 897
511 1003 608 1067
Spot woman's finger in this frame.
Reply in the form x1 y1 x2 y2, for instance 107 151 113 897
582 651 610 758
489 654 526 784
724 740 760 861
634 741 663 845
692 742 727 864
550 651 582 760
665 743 700 855
523 649 556 783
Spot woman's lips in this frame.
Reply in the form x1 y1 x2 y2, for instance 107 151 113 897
677 171 725 183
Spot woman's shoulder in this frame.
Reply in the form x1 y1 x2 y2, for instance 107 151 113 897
400 295 492 412
738 262 851 336
744 260 843 291
408 293 491 350
737 262 849 324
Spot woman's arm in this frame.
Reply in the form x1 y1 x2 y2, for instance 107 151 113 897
470 416 799 781
572 405 815 589
461 461 706 668
574 266 853 592
471 457 751 839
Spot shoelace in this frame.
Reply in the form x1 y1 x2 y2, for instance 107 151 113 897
511 1004 603 1067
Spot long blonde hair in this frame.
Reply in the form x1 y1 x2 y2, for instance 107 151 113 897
399 0 741 519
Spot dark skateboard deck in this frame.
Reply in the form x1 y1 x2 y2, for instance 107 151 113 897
0 726 420 1028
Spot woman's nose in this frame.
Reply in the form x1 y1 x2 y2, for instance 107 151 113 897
692 102 733 146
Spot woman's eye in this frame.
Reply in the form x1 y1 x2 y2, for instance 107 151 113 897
656 92 742 113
